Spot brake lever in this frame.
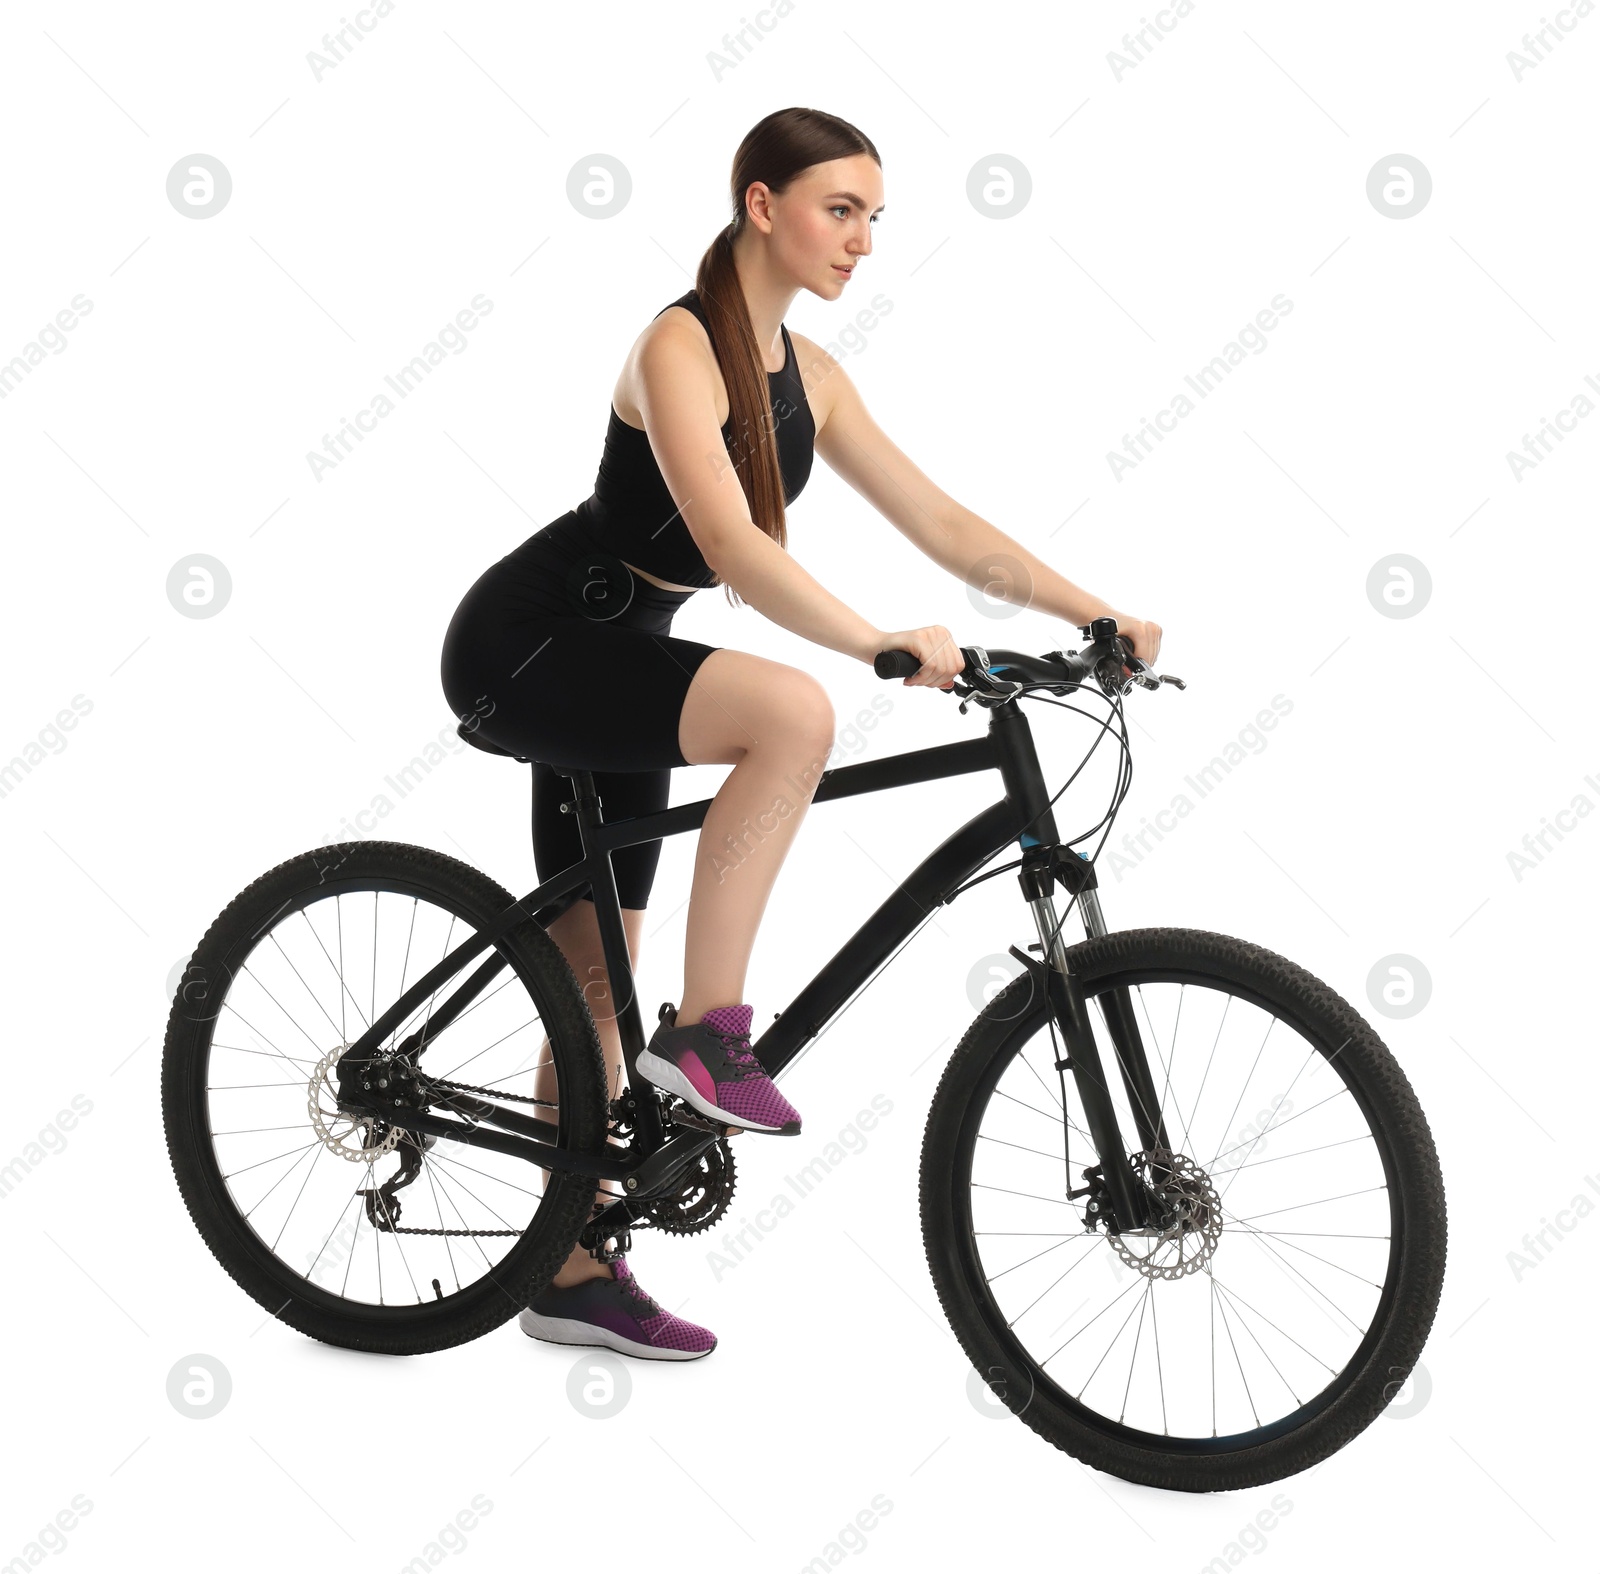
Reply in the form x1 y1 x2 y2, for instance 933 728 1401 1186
1091 628 1187 694
950 644 1024 712
1122 652 1187 691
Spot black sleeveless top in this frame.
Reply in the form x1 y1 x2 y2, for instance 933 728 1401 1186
567 289 815 590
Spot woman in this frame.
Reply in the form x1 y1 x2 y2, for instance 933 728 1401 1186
439 106 1163 1361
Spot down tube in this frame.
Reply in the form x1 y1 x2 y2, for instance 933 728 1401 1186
754 799 1021 1079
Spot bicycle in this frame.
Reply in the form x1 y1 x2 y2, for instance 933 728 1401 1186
162 616 1445 1492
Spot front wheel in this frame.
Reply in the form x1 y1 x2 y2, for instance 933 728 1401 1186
920 926 1446 1491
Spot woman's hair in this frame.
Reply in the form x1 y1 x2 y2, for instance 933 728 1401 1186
693 107 880 605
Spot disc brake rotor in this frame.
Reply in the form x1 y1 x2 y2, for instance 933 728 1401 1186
308 1044 401 1162
1108 1150 1223 1280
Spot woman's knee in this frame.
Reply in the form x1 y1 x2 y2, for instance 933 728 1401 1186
761 667 835 758
682 651 834 765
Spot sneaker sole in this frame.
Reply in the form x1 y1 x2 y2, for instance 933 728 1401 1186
518 1307 714 1361
635 1048 801 1135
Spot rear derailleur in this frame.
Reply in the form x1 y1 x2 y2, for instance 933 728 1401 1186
340 1051 433 1231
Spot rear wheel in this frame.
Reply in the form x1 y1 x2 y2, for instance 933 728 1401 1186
920 926 1446 1490
162 840 609 1355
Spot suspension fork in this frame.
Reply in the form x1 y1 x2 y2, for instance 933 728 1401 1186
1075 886 1172 1158
1016 853 1168 1231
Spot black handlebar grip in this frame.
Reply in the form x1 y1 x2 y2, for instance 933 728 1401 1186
874 649 923 679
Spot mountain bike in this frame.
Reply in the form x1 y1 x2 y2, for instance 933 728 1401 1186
162 616 1445 1492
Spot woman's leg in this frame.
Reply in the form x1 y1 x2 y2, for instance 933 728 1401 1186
674 649 836 1023
533 897 646 1287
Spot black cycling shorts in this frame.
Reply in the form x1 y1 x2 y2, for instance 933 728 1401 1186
439 512 720 921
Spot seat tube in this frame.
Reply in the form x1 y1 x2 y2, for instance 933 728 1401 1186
564 772 654 1135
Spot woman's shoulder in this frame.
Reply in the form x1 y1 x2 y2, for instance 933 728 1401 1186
643 290 715 356
612 296 720 428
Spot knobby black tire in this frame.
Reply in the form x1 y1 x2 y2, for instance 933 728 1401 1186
919 926 1447 1492
162 840 609 1356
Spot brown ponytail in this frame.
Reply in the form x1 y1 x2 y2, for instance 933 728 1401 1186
693 107 880 607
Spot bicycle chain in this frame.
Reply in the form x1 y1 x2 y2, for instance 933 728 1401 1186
361 1073 731 1241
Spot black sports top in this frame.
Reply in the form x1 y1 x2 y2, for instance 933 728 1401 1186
567 289 815 590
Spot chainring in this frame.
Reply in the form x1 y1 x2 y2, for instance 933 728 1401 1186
641 1138 737 1235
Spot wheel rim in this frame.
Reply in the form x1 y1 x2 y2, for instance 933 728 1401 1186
956 966 1405 1451
179 873 588 1313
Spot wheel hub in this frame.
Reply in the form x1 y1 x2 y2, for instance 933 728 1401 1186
308 1044 402 1161
1106 1149 1222 1280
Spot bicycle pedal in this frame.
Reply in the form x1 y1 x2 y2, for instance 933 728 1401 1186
668 1105 744 1138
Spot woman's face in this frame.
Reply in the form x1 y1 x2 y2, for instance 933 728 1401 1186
752 153 883 299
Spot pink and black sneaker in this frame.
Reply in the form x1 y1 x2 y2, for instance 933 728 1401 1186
518 1255 716 1361
635 1002 802 1135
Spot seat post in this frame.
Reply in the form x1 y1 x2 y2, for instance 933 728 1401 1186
559 769 603 835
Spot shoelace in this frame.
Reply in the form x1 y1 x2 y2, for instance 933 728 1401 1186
611 1260 659 1314
707 1029 764 1078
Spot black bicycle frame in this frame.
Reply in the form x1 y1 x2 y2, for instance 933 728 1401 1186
335 695 1167 1231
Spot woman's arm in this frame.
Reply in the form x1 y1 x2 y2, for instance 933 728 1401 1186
803 335 1163 664
637 318 934 671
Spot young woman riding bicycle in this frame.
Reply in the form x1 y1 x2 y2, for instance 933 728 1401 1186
437 105 1162 1360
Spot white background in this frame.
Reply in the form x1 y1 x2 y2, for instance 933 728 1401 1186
2 0 1594 1567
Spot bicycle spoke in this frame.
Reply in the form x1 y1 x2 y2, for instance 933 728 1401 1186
1205 1013 1276 1185
977 1131 1081 1164
993 1086 1096 1145
1207 1274 1326 1400
269 1138 331 1257
1180 992 1233 1154
1208 1265 1259 1428
1215 1130 1374 1177
1223 1210 1384 1290
1068 1280 1149 1398
1119 1283 1152 1424
1230 1185 1388 1226
1204 1085 1356 1172
989 1231 1095 1285
294 904 372 1038
1002 1237 1104 1325
1149 1285 1168 1434
1041 1273 1145 1368
972 1181 1080 1207
212 1043 321 1069
223 1138 325 1186
212 1008 315 1086
1224 1212 1376 1332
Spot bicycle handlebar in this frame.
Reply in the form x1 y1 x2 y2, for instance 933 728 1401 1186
873 616 1185 701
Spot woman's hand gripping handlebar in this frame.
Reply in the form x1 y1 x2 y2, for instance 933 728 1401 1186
866 624 965 689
